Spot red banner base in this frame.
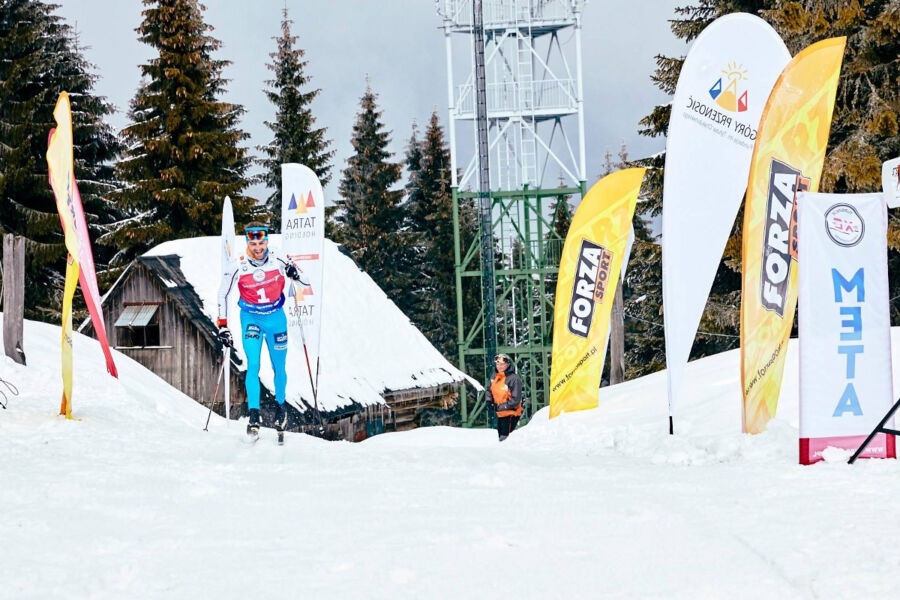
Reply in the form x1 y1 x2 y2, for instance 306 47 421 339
800 434 896 465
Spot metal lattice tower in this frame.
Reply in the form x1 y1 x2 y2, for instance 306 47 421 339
436 0 587 426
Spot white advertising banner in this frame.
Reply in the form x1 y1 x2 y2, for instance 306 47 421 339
662 13 791 423
281 164 326 377
798 192 895 464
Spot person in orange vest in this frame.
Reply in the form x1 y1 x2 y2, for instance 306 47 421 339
487 353 523 441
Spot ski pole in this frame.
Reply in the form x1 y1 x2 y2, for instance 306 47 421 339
203 351 228 431
279 257 325 436
297 320 325 435
314 356 324 436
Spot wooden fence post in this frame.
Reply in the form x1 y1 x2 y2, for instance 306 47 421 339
609 275 625 385
2 234 26 365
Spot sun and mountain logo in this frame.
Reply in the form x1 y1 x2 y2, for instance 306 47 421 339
287 190 316 214
709 62 749 113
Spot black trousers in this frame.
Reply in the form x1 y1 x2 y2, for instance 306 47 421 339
497 415 520 439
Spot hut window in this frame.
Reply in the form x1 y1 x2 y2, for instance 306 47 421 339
114 303 161 348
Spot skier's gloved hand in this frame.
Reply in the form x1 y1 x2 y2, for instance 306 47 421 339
284 262 308 285
218 326 233 348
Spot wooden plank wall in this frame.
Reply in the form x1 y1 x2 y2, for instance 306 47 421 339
84 264 246 416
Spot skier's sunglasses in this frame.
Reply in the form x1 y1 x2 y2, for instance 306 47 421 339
245 227 269 242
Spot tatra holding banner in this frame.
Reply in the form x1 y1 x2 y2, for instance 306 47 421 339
798 192 894 464
280 164 325 384
740 37 846 434
549 168 644 419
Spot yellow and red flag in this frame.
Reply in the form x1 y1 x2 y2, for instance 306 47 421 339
47 92 119 417
740 38 846 433
549 168 644 419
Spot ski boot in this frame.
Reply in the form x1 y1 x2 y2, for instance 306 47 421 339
274 403 286 445
246 408 260 442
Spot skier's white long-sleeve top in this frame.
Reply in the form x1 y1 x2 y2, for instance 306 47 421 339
217 246 305 324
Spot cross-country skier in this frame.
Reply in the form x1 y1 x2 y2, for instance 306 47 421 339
216 222 308 440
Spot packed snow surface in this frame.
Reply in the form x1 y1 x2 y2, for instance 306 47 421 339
2 315 900 599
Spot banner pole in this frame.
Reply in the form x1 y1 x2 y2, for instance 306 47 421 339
204 351 228 431
223 346 230 425
298 320 325 435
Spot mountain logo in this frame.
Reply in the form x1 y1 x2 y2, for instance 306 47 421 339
287 191 316 215
709 62 749 113
288 279 314 302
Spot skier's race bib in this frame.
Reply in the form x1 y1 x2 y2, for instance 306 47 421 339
237 267 286 314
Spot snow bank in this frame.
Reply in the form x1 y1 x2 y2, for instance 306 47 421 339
2 314 899 598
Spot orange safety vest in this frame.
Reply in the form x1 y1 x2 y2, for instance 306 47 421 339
490 372 522 418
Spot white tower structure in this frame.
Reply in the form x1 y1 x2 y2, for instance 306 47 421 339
436 0 587 191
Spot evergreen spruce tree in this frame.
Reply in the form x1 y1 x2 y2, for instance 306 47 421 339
334 86 411 309
631 1 900 375
257 7 333 229
59 32 125 281
548 191 572 245
403 120 425 263
406 112 462 358
761 1 900 320
543 178 573 336
0 0 122 319
108 0 252 263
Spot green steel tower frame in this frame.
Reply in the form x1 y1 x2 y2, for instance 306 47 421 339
438 0 587 425
452 184 583 426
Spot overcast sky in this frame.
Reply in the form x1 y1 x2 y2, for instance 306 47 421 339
55 0 687 203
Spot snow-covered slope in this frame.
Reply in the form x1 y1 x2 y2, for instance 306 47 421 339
2 314 899 599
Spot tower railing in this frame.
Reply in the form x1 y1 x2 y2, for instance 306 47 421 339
437 0 582 28
455 79 577 117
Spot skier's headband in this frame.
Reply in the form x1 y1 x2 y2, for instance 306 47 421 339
245 227 268 242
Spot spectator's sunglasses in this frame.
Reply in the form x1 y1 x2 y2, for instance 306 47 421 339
245 227 268 242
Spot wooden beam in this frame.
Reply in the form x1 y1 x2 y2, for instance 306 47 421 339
2 234 26 365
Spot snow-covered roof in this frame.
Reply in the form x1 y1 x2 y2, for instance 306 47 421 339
143 236 480 414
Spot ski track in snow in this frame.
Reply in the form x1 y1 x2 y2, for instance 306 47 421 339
2 316 900 599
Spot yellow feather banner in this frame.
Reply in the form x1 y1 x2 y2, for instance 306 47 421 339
47 92 81 418
740 38 846 434
59 255 78 417
549 168 644 419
